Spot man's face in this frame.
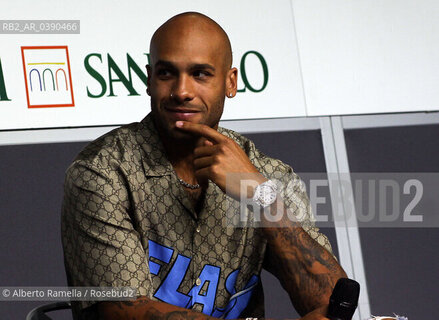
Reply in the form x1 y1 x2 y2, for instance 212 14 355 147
147 21 236 141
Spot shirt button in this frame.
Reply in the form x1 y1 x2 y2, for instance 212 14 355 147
195 278 202 286
196 226 201 233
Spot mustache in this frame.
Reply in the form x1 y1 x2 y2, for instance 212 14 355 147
162 101 202 111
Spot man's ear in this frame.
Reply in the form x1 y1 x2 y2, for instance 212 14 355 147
146 65 152 96
226 67 238 98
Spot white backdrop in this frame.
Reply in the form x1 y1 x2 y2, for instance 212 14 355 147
293 0 439 116
1 0 439 131
0 0 305 130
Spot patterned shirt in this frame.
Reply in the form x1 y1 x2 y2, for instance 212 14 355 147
61 113 332 319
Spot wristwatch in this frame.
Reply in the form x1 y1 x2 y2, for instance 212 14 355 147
252 180 278 208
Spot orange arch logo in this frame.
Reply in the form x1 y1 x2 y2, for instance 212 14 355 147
21 46 75 108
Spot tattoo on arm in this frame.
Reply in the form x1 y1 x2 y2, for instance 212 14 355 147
263 208 347 315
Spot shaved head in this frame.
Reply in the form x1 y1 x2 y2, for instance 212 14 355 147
150 12 233 70
146 12 238 141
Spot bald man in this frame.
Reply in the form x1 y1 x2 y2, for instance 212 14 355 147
61 12 346 320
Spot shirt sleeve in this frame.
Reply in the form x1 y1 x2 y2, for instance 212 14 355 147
61 161 153 315
279 167 334 253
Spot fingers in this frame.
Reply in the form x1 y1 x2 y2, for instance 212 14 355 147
193 166 213 183
194 145 217 158
175 121 227 144
193 156 214 170
195 137 214 150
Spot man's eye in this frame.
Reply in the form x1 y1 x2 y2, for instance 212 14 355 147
193 70 211 78
157 69 172 77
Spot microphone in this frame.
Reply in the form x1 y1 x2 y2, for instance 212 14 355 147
327 278 360 320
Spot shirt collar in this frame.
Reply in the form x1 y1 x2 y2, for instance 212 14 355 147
138 113 174 177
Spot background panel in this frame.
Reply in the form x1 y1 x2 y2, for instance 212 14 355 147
0 0 305 130
293 0 439 116
0 141 88 319
344 124 439 318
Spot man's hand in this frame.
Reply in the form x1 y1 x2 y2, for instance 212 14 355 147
175 121 266 200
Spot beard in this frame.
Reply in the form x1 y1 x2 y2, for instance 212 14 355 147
150 95 225 143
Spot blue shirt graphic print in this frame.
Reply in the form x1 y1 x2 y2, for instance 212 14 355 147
148 240 259 319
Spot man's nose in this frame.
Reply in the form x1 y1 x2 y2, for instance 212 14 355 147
171 74 195 102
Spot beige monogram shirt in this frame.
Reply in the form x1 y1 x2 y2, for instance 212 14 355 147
61 113 332 319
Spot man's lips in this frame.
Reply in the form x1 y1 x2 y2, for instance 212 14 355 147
165 107 200 113
164 107 201 121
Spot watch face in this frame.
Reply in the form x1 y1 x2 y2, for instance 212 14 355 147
253 180 278 207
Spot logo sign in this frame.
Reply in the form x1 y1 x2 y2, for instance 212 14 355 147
21 46 74 108
0 58 11 101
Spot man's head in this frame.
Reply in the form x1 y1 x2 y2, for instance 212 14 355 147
146 12 237 141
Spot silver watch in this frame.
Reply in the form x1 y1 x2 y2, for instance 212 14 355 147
252 180 278 207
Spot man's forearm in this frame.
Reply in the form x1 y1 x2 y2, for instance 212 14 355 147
261 201 347 316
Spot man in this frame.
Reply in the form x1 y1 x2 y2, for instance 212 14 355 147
61 12 346 320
